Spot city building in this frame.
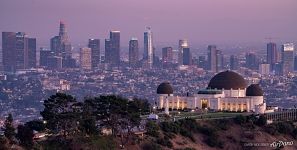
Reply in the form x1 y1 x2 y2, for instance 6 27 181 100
259 64 270 75
2 32 36 72
143 27 154 68
198 56 207 69
28 38 37 68
88 39 100 70
178 39 189 65
105 31 120 66
230 55 239 70
207 45 218 72
2 32 16 72
245 52 259 70
162 47 173 65
157 71 267 115
129 38 139 66
40 48 55 67
281 43 294 75
267 42 278 65
182 48 192 65
80 47 92 70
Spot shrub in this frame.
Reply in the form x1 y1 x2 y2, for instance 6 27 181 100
255 115 267 126
156 136 173 148
142 142 162 150
234 115 246 125
146 121 160 137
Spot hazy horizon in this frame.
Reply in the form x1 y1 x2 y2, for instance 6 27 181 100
1 0 297 47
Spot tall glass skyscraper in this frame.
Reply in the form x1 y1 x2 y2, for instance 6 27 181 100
88 39 100 70
281 43 294 75
207 45 218 72
110 30 120 66
178 39 189 65
129 38 139 66
144 27 154 68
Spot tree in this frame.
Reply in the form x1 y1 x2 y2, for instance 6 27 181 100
255 115 267 126
4 113 16 143
0 136 10 150
25 120 46 132
40 93 82 138
146 121 160 137
16 124 34 149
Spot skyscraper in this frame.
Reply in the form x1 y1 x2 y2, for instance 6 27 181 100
105 31 120 66
217 50 224 71
230 55 239 70
182 48 192 65
207 45 218 72
40 48 54 67
88 39 100 70
50 36 61 55
281 43 294 75
245 52 259 70
2 32 16 72
104 39 111 64
28 38 36 68
267 42 278 65
178 39 189 65
15 32 28 70
144 27 154 68
162 47 173 65
129 38 139 66
80 47 92 70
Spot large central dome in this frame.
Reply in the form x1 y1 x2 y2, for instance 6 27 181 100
207 71 247 90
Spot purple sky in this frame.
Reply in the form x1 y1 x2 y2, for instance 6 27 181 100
1 0 297 47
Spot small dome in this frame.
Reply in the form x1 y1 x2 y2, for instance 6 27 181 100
157 82 173 94
246 84 263 96
208 70 247 90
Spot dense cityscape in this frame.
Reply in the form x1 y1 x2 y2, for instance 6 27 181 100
1 1 297 149
0 21 296 123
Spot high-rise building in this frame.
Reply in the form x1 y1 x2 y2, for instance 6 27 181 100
207 45 218 72
217 50 224 71
230 55 239 70
88 39 100 70
178 39 189 65
245 52 259 70
80 47 92 70
162 47 173 65
182 48 192 65
281 43 294 75
129 38 139 66
2 32 16 72
28 38 36 68
144 27 154 68
40 48 55 67
50 36 61 55
103 31 120 66
15 32 29 70
198 56 207 69
267 42 278 65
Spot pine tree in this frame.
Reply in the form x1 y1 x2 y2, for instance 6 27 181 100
4 113 16 143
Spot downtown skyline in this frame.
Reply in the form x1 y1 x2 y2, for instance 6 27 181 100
0 0 297 47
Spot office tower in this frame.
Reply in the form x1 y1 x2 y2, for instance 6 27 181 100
259 64 270 75
129 38 139 66
104 39 111 63
162 47 173 65
217 50 224 71
88 39 100 70
40 48 54 67
178 39 189 65
267 42 278 64
245 52 258 70
281 43 294 75
2 32 16 72
230 55 239 70
80 47 92 70
15 32 29 70
108 30 121 66
28 38 36 68
182 48 192 65
144 27 154 68
207 45 218 72
48 56 62 70
50 36 61 55
198 56 207 69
